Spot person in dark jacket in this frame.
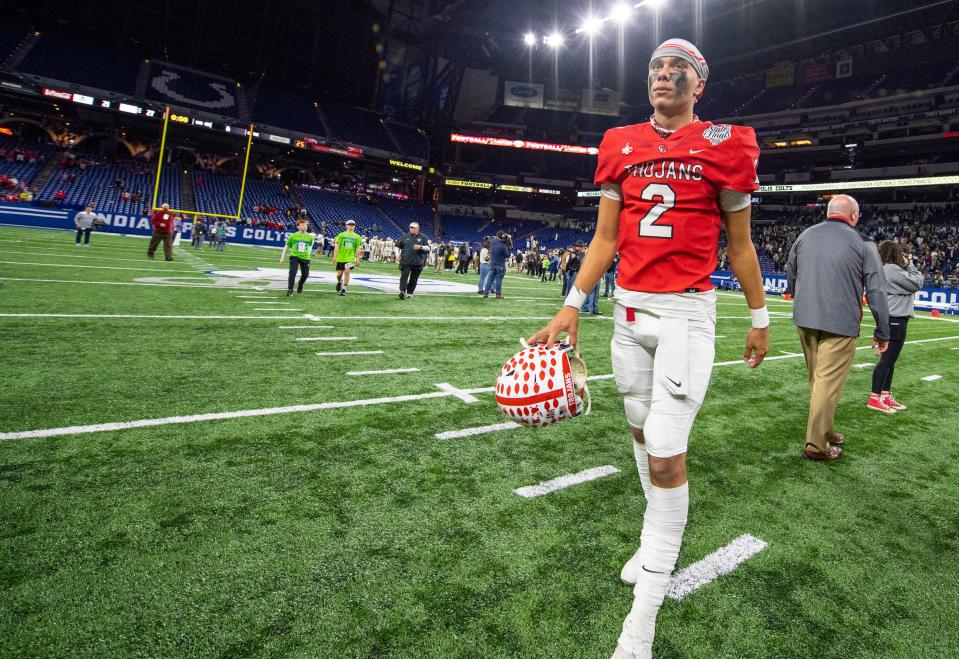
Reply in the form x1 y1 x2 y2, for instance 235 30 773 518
869 240 925 413
785 195 890 461
483 232 510 298
396 222 431 299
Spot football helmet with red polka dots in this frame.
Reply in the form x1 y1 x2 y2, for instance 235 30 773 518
495 340 591 426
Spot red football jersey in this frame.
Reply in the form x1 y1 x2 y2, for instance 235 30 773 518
595 120 759 293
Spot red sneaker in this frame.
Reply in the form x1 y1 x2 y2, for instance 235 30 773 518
867 396 896 414
882 394 907 411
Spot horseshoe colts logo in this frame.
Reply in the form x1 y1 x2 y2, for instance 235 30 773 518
150 70 236 110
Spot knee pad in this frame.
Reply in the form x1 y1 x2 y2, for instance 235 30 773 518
642 407 698 459
624 394 651 430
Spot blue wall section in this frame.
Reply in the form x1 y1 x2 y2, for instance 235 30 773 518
0 202 293 247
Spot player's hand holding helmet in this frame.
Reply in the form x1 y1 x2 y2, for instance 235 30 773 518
496 339 590 426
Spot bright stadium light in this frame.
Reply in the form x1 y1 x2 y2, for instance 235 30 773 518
581 16 603 35
610 2 633 23
523 32 537 46
644 0 666 8
544 32 565 48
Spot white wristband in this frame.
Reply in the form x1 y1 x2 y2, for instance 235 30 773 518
750 306 770 329
564 286 588 310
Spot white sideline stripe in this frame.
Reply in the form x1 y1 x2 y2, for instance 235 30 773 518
435 382 480 404
304 314 554 322
314 350 383 356
242 301 288 305
435 422 520 440
0 260 198 273
666 534 768 601
853 363 874 369
347 368 420 376
921 374 942 381
296 336 357 341
514 465 620 498
3 334 957 441
778 351 800 356
0 313 307 320
278 325 334 329
253 308 302 311
0 277 267 290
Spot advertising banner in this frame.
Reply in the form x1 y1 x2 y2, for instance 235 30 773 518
504 81 544 108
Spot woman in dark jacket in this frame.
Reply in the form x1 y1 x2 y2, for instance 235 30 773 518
868 240 925 414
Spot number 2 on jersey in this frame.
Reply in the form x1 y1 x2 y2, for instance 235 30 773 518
638 183 676 239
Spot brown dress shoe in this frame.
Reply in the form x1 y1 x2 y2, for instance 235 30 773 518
830 433 844 445
804 445 843 461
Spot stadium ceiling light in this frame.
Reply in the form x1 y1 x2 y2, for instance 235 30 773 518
643 0 666 8
580 16 603 35
544 32 565 48
610 2 633 23
523 32 537 46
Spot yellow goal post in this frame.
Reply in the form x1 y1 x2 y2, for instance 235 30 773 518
150 106 255 220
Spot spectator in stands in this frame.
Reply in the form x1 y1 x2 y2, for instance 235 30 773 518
786 195 890 461
478 238 492 295
396 222 431 300
483 231 510 299
74 203 97 247
869 240 925 414
147 203 176 261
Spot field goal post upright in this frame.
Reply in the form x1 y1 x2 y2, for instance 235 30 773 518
151 106 256 220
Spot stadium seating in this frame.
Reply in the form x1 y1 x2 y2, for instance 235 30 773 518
19 34 139 95
436 214 487 243
37 159 180 216
296 186 401 238
320 106 396 152
375 198 434 236
0 137 57 188
192 171 290 224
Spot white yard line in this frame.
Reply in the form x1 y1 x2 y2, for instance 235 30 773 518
666 534 768 601
314 350 383 356
296 336 357 341
921 375 942 381
3 334 956 441
0 313 308 320
514 465 620 498
304 314 554 322
435 422 521 440
278 325 334 329
347 368 420 376
242 301 289 305
435 382 480 404
853 363 874 369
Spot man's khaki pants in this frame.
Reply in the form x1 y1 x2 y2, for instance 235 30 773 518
147 231 174 260
797 327 858 454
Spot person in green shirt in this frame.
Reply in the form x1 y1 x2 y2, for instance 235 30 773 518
279 218 316 296
332 219 362 296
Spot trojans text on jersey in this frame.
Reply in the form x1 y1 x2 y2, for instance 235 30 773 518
625 160 704 182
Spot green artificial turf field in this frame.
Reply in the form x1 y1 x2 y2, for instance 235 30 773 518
1 225 957 658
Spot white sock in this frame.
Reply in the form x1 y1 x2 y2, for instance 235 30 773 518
632 439 652 499
618 482 689 654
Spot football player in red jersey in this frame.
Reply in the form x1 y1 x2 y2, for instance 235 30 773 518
529 39 770 659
